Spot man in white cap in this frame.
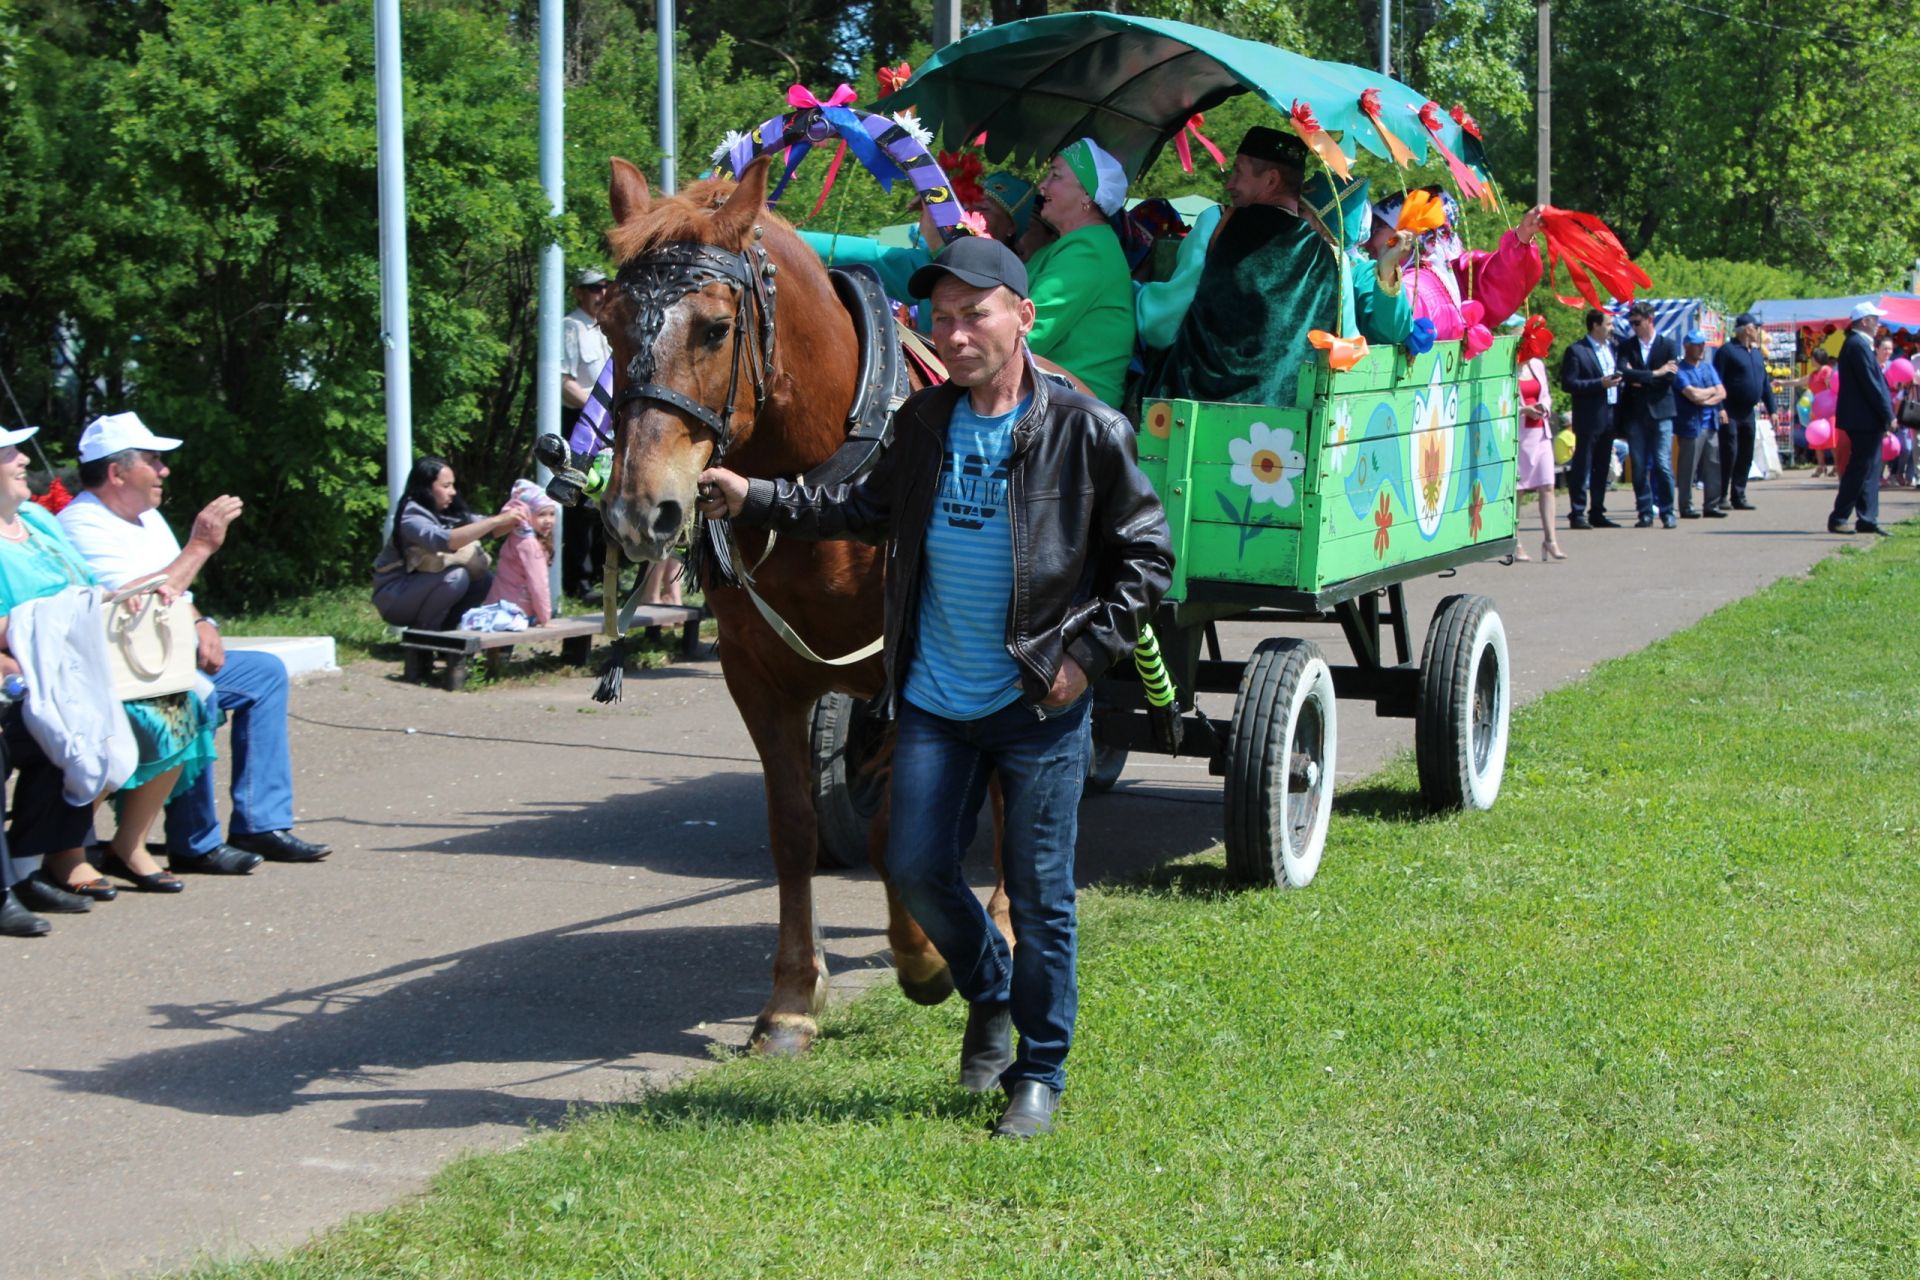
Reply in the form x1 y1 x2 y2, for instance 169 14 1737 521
560 268 613 598
1829 301 1895 536
60 412 332 873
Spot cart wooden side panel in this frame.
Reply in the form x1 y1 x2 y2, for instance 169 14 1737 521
1138 335 1519 600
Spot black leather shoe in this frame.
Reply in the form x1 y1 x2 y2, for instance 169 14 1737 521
93 848 185 893
1733 497 1756 510
1590 514 1621 528
0 890 49 937
1568 515 1591 530
229 830 331 863
1634 517 1654 528
959 1001 1014 1093
1703 508 1729 518
992 1081 1060 1139
1680 509 1700 519
169 845 265 875
1828 520 1852 534
14 872 91 914
1856 521 1891 537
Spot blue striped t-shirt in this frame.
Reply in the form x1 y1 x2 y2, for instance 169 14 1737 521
903 395 1030 720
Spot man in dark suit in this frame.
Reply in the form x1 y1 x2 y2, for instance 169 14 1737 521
1614 301 1681 528
1830 301 1894 536
1558 307 1625 528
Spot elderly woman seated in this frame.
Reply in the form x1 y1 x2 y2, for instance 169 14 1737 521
1022 137 1137 406
0 426 220 933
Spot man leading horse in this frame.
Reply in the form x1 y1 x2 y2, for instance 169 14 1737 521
698 236 1172 1138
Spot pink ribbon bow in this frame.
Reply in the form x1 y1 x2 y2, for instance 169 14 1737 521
787 82 858 111
1173 114 1225 174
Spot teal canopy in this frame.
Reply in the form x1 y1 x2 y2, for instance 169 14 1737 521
881 12 1471 180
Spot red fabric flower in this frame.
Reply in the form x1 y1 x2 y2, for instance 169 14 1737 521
877 61 912 97
1289 99 1323 134
1373 491 1393 559
30 477 71 515
1449 103 1482 139
936 148 986 208
1516 314 1554 365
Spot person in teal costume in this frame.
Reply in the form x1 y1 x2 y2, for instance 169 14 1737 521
1141 130 1413 407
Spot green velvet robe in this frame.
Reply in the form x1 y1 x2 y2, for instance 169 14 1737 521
1148 205 1341 408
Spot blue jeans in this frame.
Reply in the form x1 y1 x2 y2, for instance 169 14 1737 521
888 694 1092 1094
165 649 296 856
1626 418 1675 521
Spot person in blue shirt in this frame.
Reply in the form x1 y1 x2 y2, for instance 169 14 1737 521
1672 330 1729 519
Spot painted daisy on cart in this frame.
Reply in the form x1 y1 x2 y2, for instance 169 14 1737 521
1228 421 1306 510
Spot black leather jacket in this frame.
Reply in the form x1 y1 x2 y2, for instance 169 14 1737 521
736 360 1173 715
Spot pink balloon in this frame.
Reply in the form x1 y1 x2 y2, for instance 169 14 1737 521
1811 388 1838 419
1886 357 1915 388
1883 433 1902 462
1805 419 1834 449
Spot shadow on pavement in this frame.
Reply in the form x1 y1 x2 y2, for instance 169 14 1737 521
28 904 871 1130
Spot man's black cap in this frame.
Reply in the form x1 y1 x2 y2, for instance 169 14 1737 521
1238 125 1308 168
1734 311 1760 329
908 234 1030 301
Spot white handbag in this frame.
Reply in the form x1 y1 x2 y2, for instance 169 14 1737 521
102 575 198 700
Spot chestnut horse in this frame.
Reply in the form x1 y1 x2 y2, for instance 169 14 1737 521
594 155 1003 1054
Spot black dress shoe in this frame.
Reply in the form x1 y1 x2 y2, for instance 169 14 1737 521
14 872 91 914
1634 517 1654 528
1733 497 1756 510
93 848 185 893
1590 514 1621 528
169 845 265 875
0 890 49 937
959 1001 1014 1093
1828 520 1852 534
1679 509 1700 519
1703 508 1729 518
1568 516 1592 530
1856 520 1892 537
992 1080 1060 1139
229 830 331 863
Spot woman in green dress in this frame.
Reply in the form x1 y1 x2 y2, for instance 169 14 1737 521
1025 138 1137 407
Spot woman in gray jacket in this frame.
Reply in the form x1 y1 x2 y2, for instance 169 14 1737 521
372 457 521 630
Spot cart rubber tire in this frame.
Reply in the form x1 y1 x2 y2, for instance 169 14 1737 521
809 692 889 870
1223 638 1337 888
1086 716 1128 793
1414 594 1511 812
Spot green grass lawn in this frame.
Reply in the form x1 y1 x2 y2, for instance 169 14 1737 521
195 533 1919 1278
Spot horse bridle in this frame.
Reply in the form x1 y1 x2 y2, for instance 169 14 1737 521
605 235 778 465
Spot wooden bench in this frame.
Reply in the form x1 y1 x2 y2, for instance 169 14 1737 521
396 605 704 690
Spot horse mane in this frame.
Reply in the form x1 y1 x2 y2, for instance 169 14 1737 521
605 174 788 261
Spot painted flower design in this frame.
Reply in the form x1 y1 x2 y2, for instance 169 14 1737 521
1469 479 1485 539
1373 490 1393 558
1228 421 1305 509
1144 401 1173 440
1327 401 1354 479
1419 430 1445 515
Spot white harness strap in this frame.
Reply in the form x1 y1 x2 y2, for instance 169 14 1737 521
734 523 886 667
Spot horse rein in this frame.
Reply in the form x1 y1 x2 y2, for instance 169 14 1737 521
604 234 779 464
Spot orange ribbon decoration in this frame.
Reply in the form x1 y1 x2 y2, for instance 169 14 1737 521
1417 102 1491 207
1173 114 1227 174
1359 89 1418 168
1310 329 1370 372
1538 206 1652 309
1396 188 1448 235
1289 99 1352 180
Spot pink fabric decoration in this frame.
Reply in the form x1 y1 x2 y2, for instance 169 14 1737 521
1451 229 1543 328
786 82 858 110
1459 301 1493 360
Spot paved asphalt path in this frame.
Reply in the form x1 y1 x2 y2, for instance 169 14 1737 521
6 475 1913 1277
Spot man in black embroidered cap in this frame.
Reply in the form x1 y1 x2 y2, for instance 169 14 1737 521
1147 125 1343 407
695 233 1171 1140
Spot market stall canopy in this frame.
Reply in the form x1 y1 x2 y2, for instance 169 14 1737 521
1751 293 1920 328
878 12 1472 178
1607 298 1720 346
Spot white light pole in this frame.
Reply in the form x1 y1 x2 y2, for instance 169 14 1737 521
1536 0 1551 207
537 0 565 600
374 0 412 537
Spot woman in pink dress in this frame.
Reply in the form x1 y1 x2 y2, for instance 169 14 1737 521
1515 351 1567 561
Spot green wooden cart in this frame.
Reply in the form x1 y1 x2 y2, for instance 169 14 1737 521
806 13 1520 879
1089 335 1518 888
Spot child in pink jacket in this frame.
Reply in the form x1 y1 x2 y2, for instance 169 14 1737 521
483 480 556 625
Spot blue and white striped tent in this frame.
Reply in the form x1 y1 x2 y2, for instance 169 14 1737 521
1605 298 1708 345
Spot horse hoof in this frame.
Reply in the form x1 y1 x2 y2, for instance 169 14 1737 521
897 964 955 1007
751 1013 816 1057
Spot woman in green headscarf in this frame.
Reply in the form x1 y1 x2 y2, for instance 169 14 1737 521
1025 137 1136 406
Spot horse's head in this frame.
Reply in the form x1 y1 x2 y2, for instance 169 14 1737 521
596 156 781 563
